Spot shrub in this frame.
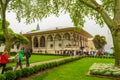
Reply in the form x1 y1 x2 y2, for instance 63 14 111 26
112 71 120 77
4 71 16 80
15 70 22 79
40 64 47 70
0 56 83 80
29 67 35 74
32 66 39 73
103 71 111 76
21 68 31 77
89 63 120 77
0 74 6 80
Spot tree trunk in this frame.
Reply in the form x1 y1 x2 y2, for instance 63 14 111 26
112 31 120 67
0 1 12 55
113 0 120 67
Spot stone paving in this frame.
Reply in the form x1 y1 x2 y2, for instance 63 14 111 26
18 56 77 69
0 56 77 71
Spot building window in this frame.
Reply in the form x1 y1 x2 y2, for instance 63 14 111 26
64 33 70 40
40 36 45 47
47 35 53 41
33 37 38 47
55 34 61 41
50 44 53 48
59 44 62 47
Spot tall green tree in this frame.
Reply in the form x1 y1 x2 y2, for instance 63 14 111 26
0 0 51 53
48 0 120 67
0 30 29 56
0 28 29 46
93 35 107 51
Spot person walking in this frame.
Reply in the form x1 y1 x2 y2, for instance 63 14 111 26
14 47 24 70
0 51 10 74
25 48 31 67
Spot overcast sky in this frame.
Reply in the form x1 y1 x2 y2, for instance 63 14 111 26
6 12 113 50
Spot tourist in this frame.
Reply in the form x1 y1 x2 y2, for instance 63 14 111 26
14 47 24 70
25 48 31 67
0 51 10 74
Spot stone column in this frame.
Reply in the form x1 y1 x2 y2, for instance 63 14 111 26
31 36 34 50
61 33 64 51
53 35 55 53
45 35 48 53
38 36 40 48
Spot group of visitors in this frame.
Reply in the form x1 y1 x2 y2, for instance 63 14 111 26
0 47 32 74
55 49 111 56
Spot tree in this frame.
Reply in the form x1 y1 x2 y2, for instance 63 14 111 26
0 0 55 53
0 27 29 53
0 28 29 45
93 35 107 51
46 0 120 67
0 19 29 53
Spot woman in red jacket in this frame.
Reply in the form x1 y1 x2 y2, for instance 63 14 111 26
0 51 10 74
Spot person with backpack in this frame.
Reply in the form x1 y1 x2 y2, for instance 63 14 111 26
25 48 31 67
0 51 10 74
14 47 24 70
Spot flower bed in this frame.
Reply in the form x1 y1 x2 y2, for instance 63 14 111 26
89 63 120 77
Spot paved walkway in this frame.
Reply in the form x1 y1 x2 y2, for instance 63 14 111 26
20 56 77 69
0 56 77 72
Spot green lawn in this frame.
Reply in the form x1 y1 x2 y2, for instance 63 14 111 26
7 55 65 67
32 58 114 80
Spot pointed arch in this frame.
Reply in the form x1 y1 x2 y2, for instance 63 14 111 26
47 35 53 41
33 36 38 47
63 33 70 40
40 36 45 47
55 34 61 41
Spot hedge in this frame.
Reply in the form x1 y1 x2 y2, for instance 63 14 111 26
0 56 84 80
0 55 114 80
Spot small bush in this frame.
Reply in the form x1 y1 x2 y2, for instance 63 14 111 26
0 74 6 80
32 66 39 73
112 71 120 77
29 67 35 74
103 71 111 76
40 64 47 70
22 68 31 77
15 70 22 79
5 71 16 80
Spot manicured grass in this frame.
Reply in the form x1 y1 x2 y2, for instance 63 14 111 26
7 55 65 67
32 58 114 80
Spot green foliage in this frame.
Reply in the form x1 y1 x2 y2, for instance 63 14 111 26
13 33 29 44
4 71 16 80
29 67 35 74
21 68 31 77
93 35 107 50
0 27 29 45
0 56 115 80
4 0 113 28
32 65 40 73
15 70 22 79
9 0 53 23
89 63 120 77
0 74 6 80
0 19 10 29
32 58 113 80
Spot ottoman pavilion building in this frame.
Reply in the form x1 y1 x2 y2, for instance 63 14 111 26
22 27 94 54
